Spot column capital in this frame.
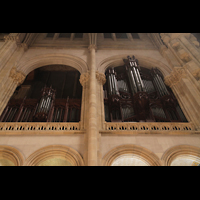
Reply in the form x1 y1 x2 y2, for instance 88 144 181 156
79 72 90 87
88 44 97 52
96 71 106 85
9 67 26 86
164 67 187 87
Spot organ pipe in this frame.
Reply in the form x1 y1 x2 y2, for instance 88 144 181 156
33 86 56 122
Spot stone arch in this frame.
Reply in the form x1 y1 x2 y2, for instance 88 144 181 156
98 54 172 78
24 145 85 166
0 145 24 166
161 145 200 166
102 144 162 166
17 53 88 76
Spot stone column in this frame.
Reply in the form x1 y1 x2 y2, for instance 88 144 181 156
87 44 98 166
96 72 106 130
79 72 90 130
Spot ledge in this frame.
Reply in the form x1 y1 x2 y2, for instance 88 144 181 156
0 122 84 135
101 122 199 135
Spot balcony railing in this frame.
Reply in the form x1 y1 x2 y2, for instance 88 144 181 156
0 122 81 135
104 122 196 133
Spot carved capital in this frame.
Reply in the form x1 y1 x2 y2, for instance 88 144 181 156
88 44 97 52
79 72 90 87
164 67 187 87
9 67 26 86
96 71 106 85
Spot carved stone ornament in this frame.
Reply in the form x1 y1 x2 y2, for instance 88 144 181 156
88 44 97 52
79 72 90 87
164 67 187 87
9 67 26 86
96 71 106 85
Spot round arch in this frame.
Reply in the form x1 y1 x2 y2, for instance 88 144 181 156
17 53 88 76
24 145 85 166
161 145 200 166
0 145 24 166
98 54 172 78
102 144 162 166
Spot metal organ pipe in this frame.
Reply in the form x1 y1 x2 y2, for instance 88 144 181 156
155 76 165 95
136 68 146 92
154 76 164 96
129 68 138 94
132 67 142 92
157 75 169 95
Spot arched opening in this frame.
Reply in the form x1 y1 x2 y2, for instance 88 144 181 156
24 145 84 166
104 55 187 123
162 145 200 166
0 145 24 166
111 154 150 166
102 144 161 166
0 65 82 122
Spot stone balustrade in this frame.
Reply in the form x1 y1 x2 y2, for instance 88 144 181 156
0 122 81 135
0 121 198 135
104 122 196 133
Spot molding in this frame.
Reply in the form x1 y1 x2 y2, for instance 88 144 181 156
164 67 187 87
0 145 24 166
102 144 162 166
24 145 85 166
161 145 200 166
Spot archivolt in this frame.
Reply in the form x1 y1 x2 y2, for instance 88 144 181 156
98 54 172 77
0 145 24 166
17 53 88 76
24 145 85 166
102 144 162 166
161 145 200 166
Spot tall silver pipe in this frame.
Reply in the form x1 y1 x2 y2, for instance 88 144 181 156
113 74 119 95
108 75 113 95
127 68 136 94
45 97 51 113
155 76 164 95
136 68 146 92
157 75 169 95
155 76 165 95
108 76 112 95
153 77 164 96
132 67 142 91
129 68 138 93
